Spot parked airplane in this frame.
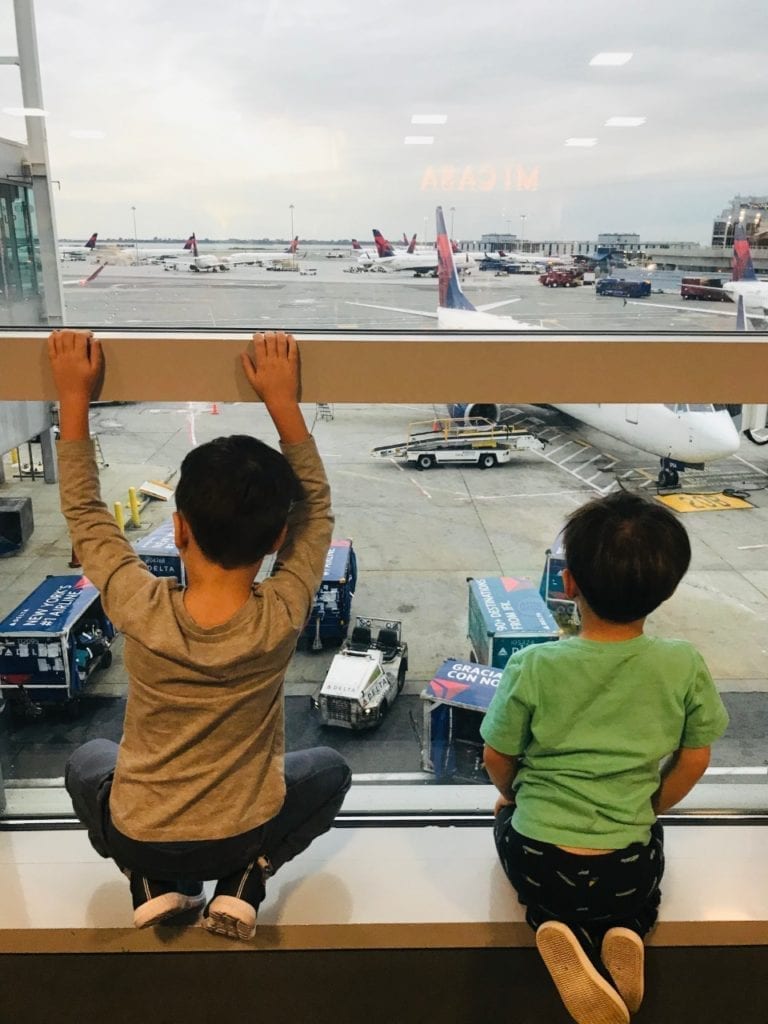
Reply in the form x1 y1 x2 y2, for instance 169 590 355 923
352 206 741 487
59 232 98 260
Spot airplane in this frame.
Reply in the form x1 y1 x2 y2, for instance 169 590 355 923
58 232 98 260
61 263 105 286
631 224 767 324
351 205 741 487
223 236 304 268
722 223 768 314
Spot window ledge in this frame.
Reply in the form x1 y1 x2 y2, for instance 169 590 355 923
0 824 765 953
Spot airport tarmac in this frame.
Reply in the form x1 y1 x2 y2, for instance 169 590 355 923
59 252 751 332
0 396 766 793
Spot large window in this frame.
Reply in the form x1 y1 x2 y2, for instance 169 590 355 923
0 0 767 817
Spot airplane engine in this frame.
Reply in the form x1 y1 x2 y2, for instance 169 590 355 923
446 403 500 425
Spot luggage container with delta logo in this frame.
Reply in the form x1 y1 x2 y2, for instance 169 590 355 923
420 658 503 780
0 575 116 718
467 576 559 669
300 538 357 650
133 518 185 582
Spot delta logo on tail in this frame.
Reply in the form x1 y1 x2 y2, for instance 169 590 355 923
436 206 475 311
183 233 199 257
732 223 758 282
84 232 98 249
373 229 396 258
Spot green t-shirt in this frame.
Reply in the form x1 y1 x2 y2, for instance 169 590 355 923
480 634 729 848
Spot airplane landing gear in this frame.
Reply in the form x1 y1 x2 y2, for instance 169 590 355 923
658 458 680 488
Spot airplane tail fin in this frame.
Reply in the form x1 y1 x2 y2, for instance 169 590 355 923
406 233 417 254
84 232 97 249
732 223 758 282
184 233 199 257
288 235 299 254
351 238 362 250
402 233 409 246
373 230 395 258
436 206 475 311
450 239 460 254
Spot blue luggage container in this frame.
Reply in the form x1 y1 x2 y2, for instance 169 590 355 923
0 575 116 714
421 658 503 780
133 518 185 582
301 539 357 650
539 533 578 628
467 576 559 669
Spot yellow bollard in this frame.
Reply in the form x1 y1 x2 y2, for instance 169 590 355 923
10 448 18 465
127 487 141 528
114 501 125 533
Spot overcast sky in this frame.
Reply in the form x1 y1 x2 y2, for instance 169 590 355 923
3 0 768 242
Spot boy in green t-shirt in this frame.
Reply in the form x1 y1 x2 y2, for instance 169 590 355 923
481 490 728 1024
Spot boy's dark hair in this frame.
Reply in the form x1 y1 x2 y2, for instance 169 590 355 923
175 435 303 569
562 489 691 623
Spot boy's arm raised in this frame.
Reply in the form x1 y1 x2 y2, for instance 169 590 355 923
242 333 333 627
49 331 160 636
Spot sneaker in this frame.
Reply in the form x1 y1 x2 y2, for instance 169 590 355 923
601 927 645 1013
202 856 271 941
127 873 206 929
203 894 258 941
536 920 630 1024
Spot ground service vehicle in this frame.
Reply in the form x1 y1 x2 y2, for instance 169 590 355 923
300 539 357 650
312 616 408 729
467 576 559 668
133 518 185 582
539 268 582 287
371 419 543 470
0 575 116 717
421 657 502 781
595 277 651 298
680 277 732 302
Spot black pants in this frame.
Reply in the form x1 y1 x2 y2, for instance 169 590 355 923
495 808 664 955
65 738 351 882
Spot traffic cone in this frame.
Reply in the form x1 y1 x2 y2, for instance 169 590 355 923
432 418 441 431
211 402 220 415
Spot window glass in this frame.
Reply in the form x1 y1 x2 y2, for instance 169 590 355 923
0 0 767 817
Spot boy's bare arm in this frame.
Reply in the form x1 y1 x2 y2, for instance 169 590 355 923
484 745 519 815
652 745 711 815
240 332 309 444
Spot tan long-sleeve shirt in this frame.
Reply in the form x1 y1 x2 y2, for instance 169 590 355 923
58 435 333 841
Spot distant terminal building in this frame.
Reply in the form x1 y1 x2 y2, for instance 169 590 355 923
478 232 518 251
711 195 768 248
597 233 641 253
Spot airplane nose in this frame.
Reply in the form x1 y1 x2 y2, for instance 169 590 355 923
698 412 741 461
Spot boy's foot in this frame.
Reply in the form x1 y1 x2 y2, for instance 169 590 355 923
202 895 257 941
601 927 645 1013
536 920 630 1024
201 856 270 941
127 874 205 929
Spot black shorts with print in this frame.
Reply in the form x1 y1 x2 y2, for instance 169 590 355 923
494 808 664 945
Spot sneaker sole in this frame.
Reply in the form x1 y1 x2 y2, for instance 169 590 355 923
536 921 629 1024
133 891 206 929
601 928 645 1013
203 895 256 941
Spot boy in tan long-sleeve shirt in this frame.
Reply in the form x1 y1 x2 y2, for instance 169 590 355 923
51 330 350 940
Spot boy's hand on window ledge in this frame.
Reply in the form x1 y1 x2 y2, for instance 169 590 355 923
494 794 515 817
48 330 104 441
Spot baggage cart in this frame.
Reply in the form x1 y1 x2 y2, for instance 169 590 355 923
133 517 185 582
420 658 502 781
300 538 357 650
0 575 116 717
539 533 579 629
467 576 559 669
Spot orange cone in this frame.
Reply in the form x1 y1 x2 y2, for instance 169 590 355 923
211 402 220 415
432 418 441 431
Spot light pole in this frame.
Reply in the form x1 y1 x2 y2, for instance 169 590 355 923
289 204 295 267
520 213 527 250
423 215 428 246
131 205 139 265
449 206 455 240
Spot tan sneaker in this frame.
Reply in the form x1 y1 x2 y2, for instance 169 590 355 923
601 927 645 1013
536 920 630 1024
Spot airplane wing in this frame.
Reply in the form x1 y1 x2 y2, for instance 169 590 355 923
347 300 437 319
476 298 522 312
62 264 106 286
630 300 766 323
